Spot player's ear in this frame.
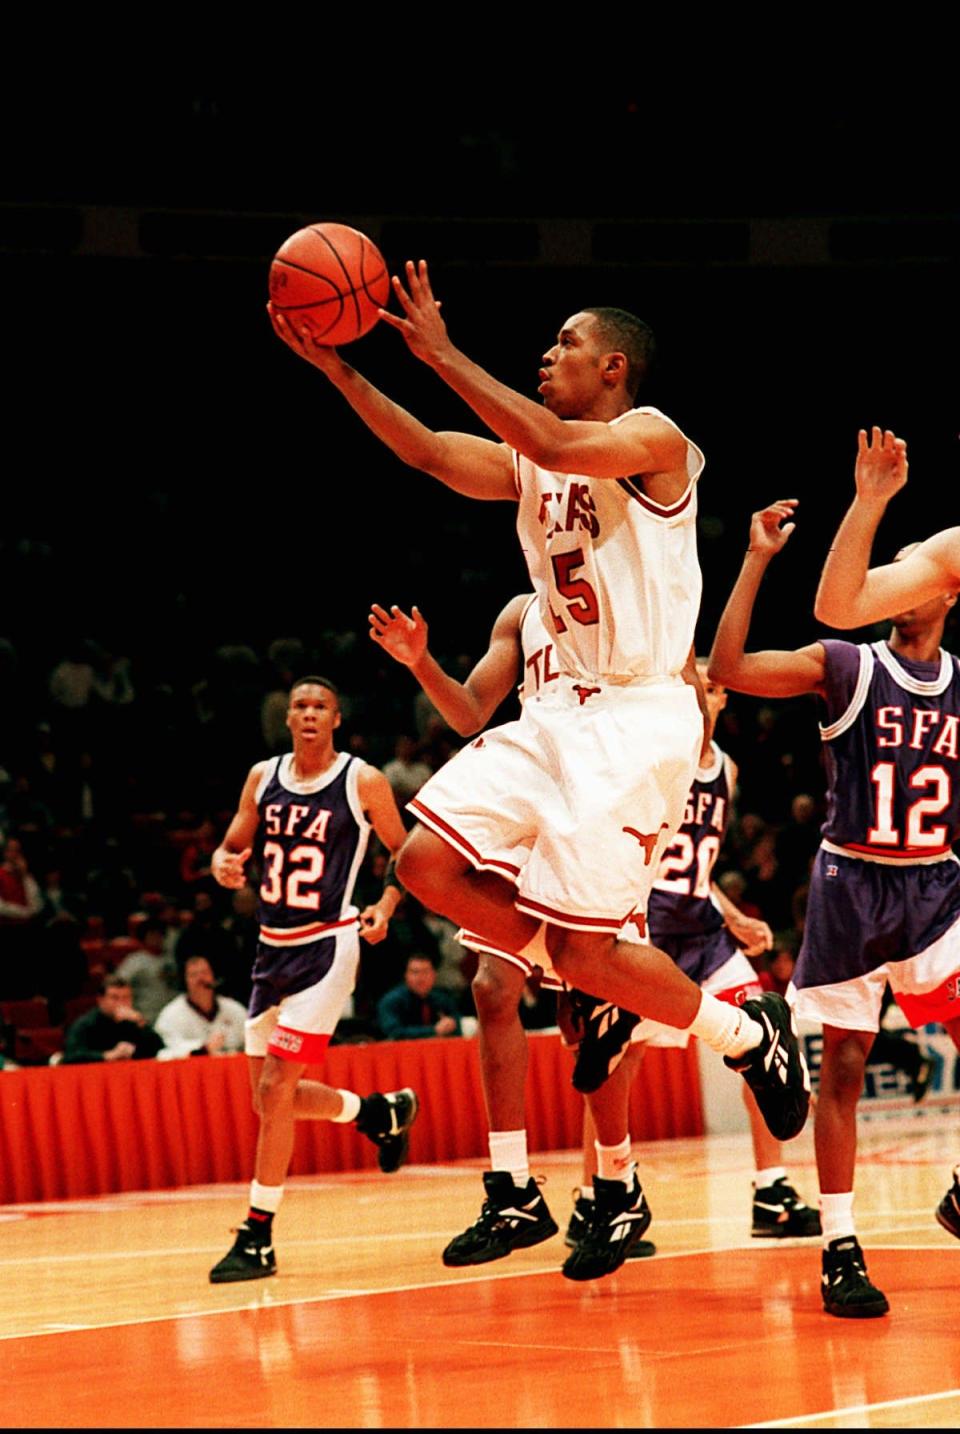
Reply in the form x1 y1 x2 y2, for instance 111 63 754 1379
602 350 626 385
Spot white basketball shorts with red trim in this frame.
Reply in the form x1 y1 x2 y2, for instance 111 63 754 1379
409 674 701 933
245 926 360 1063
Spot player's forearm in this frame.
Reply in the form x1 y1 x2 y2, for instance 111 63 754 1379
707 552 770 687
814 496 888 627
322 360 448 473
409 650 488 735
431 345 568 465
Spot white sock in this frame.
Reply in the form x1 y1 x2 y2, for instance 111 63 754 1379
516 922 550 966
580 1183 595 1202
250 1180 284 1214
754 1166 787 1188
488 1129 530 1187
595 1136 633 1185
330 1089 362 1123
820 1191 856 1246
688 992 763 1058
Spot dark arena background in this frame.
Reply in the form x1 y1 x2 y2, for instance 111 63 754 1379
1 76 958 1429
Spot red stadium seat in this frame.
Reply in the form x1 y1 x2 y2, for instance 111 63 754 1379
1 998 50 1028
106 937 141 964
13 1026 65 1065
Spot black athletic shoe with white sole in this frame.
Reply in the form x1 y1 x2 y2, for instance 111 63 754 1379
752 1178 822 1238
209 1225 277 1284
562 1172 653 1281
935 1167 960 1239
565 1190 657 1259
442 1171 559 1266
821 1236 889 1318
723 993 810 1141
358 1088 419 1174
564 989 641 1094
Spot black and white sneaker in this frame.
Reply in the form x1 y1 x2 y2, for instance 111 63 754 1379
821 1236 889 1318
565 1189 656 1259
935 1165 960 1239
442 1171 558 1266
358 1088 419 1173
209 1225 277 1284
723 994 811 1141
752 1178 822 1238
563 989 640 1094
562 1171 653 1281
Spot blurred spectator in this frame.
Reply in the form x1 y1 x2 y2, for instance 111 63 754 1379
0 836 43 998
260 637 307 751
382 735 433 809
154 955 247 1059
759 939 797 997
715 868 764 923
84 838 140 937
178 818 218 892
775 793 822 882
218 883 257 1005
62 975 164 1064
376 954 462 1041
174 888 238 977
114 918 180 1025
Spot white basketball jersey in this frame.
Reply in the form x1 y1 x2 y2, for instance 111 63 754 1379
518 593 559 701
513 406 704 680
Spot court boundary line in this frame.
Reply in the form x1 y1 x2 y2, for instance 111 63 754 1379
742 1384 960 1427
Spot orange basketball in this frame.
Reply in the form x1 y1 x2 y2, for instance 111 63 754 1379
268 223 390 346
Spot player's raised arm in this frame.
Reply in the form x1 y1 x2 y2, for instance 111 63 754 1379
814 429 960 625
211 763 265 889
707 501 827 698
369 596 526 737
380 262 690 493
267 304 516 501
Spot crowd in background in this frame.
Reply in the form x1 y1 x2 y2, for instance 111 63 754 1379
0 623 866 1066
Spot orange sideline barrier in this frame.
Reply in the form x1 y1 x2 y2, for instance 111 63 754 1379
0 1033 703 1203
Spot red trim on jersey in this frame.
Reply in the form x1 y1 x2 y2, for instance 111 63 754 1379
616 477 694 517
266 1027 331 1064
259 915 358 943
407 799 522 878
515 894 624 933
840 841 955 861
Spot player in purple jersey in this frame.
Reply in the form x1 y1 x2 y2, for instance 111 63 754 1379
815 426 960 628
709 500 960 1319
207 677 419 1284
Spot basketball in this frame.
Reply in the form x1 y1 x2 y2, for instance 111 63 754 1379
268 223 390 346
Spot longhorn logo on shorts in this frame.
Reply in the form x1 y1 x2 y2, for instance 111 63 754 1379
622 823 669 866
573 685 601 706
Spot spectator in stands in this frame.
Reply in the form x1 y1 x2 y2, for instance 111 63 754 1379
154 956 247 1060
174 888 237 977
113 918 179 1025
218 884 257 1005
382 734 433 809
759 940 798 997
178 818 218 891
62 975 164 1064
0 836 43 999
377 954 462 1041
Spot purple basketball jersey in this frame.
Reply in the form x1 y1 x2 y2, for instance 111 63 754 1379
647 743 731 938
819 640 960 858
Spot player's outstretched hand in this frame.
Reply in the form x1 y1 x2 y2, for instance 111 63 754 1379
854 426 908 506
749 499 798 559
212 847 251 890
266 303 346 375
378 260 450 365
358 905 390 944
369 603 428 667
726 912 774 958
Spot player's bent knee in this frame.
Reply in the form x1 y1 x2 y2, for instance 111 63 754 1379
473 959 525 1020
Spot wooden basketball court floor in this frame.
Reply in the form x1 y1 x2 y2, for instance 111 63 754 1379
3 1113 959 1430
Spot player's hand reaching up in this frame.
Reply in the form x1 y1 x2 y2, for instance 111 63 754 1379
854 426 908 506
369 603 428 668
266 303 347 376
748 499 798 559
378 261 450 365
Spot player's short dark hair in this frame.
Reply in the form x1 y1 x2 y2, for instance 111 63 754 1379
289 675 340 705
582 307 656 399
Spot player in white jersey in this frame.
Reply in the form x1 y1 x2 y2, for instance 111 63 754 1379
270 267 811 1217
372 598 818 1274
815 426 960 627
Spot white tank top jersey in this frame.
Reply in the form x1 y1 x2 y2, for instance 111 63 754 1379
517 593 558 702
513 405 705 681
